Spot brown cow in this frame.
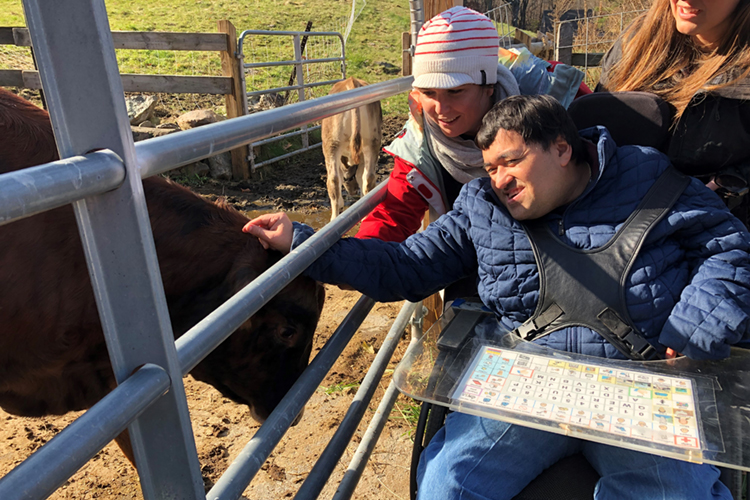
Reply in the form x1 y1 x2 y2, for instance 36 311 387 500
321 77 382 220
0 89 325 453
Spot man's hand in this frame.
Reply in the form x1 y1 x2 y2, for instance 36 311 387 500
665 348 682 359
242 212 293 254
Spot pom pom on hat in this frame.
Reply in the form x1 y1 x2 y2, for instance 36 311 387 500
413 6 500 89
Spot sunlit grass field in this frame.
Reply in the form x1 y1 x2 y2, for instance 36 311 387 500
0 0 410 115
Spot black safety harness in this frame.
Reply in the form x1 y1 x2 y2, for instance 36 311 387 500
513 167 691 361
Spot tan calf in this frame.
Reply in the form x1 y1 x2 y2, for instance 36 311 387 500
321 77 382 220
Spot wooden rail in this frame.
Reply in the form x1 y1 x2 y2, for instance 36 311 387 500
0 27 234 94
0 22 249 179
6 27 229 51
0 69 232 94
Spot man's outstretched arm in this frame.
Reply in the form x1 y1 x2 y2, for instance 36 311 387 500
244 210 478 303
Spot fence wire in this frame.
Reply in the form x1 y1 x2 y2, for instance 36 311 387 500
556 8 646 88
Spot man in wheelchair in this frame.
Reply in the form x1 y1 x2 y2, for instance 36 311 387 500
244 94 750 499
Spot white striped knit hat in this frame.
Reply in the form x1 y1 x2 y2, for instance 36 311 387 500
413 6 500 89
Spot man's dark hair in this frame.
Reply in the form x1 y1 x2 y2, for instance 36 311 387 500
476 94 587 165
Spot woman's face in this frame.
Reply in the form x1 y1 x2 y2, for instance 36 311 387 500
670 0 741 49
414 84 494 138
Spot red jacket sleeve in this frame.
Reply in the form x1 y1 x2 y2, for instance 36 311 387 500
355 157 429 243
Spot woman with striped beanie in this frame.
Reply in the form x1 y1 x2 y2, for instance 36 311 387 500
354 6 520 243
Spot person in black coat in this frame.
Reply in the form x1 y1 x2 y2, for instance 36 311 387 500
594 0 750 227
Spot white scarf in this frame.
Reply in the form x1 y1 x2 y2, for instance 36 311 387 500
423 65 520 184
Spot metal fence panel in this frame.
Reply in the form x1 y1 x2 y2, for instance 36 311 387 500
554 9 646 86
237 30 346 171
294 301 420 500
1 14 413 497
0 364 170 500
21 0 205 498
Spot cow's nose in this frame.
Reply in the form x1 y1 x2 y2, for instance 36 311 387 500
291 406 305 426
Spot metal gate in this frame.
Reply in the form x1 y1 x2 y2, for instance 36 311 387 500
0 1 417 498
237 29 346 172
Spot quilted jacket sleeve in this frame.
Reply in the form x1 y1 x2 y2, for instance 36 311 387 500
293 194 478 303
658 181 750 360
355 157 429 242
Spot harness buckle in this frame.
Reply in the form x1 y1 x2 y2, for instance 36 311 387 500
517 303 565 341
516 320 538 339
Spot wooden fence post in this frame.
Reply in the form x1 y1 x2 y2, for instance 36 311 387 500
217 20 250 181
514 29 532 50
554 21 574 66
402 31 411 76
424 0 463 21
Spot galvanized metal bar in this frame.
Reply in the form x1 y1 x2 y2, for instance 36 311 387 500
295 301 419 500
243 56 343 69
249 124 321 147
0 150 124 226
245 78 344 97
409 0 424 54
332 379 403 500
207 295 377 500
0 364 170 500
250 142 322 170
22 1 204 498
138 77 412 177
238 33 250 116
176 180 387 374
293 34 310 150
238 29 344 38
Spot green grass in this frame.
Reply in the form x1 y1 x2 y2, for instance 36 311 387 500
0 0 410 116
391 399 422 440
320 382 361 395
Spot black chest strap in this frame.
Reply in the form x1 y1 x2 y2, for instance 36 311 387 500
516 167 690 360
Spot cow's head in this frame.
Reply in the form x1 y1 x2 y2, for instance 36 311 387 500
182 247 326 423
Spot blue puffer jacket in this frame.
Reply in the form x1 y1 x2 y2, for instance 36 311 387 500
294 127 750 360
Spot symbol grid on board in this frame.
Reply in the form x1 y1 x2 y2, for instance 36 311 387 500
455 347 701 450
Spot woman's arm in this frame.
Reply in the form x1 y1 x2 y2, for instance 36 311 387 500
355 157 429 242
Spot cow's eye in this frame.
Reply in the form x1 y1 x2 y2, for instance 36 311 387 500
279 327 297 341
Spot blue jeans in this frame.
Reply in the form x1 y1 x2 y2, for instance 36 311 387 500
416 412 731 500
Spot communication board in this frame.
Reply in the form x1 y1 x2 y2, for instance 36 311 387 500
453 345 702 450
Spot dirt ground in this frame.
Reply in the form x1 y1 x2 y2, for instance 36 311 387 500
0 112 419 499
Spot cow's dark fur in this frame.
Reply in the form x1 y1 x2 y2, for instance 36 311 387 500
0 89 325 429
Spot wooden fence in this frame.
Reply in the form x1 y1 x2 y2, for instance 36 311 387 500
0 20 250 179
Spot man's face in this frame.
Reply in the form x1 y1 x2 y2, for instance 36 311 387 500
482 129 576 220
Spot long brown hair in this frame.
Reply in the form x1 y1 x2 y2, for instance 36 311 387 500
603 0 750 121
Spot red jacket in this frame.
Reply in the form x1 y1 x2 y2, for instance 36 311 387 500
356 156 429 242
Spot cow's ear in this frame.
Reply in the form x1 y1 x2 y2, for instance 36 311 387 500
227 265 262 296
226 240 269 295
169 280 234 337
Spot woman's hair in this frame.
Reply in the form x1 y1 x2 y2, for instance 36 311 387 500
602 0 750 120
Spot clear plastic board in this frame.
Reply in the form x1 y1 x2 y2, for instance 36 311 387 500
394 301 750 471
